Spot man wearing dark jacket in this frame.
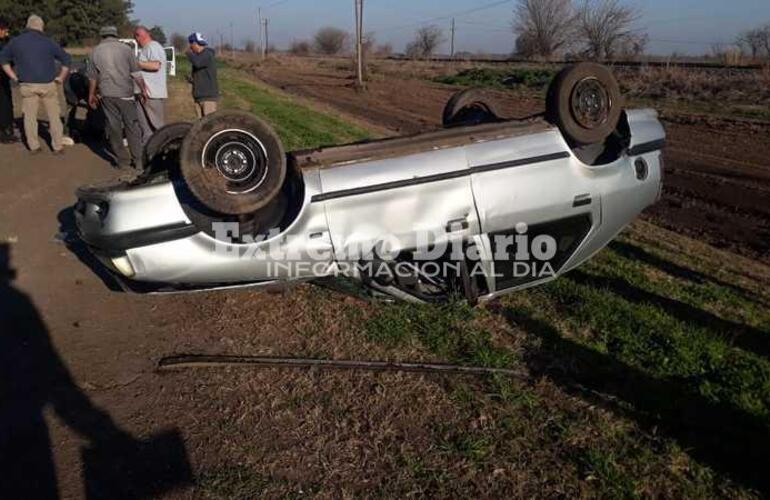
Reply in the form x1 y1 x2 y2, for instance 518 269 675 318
0 17 16 143
0 15 70 154
186 32 219 117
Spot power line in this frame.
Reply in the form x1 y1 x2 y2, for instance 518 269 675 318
648 38 731 46
262 0 290 9
377 0 512 33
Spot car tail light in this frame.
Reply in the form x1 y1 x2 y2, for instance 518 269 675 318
111 256 135 278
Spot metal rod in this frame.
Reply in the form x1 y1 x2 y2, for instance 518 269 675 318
158 355 529 378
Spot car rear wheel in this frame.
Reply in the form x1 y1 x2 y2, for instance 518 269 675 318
180 111 287 216
546 63 622 145
143 122 193 173
442 88 502 128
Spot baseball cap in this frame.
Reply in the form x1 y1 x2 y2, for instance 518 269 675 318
100 26 118 37
188 32 208 46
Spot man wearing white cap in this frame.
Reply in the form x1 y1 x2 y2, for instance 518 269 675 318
186 32 219 117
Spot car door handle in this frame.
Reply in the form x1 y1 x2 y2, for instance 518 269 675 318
573 194 592 208
446 218 470 233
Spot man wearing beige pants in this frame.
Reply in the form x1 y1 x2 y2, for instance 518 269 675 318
0 15 70 154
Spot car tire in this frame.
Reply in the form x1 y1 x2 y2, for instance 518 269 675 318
180 110 287 216
442 88 502 128
143 122 193 172
546 63 622 145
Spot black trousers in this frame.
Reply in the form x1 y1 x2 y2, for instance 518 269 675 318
0 76 12 131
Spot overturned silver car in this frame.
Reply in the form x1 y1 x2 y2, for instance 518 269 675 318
75 63 665 303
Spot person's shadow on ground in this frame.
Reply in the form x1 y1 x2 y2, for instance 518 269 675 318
0 244 193 499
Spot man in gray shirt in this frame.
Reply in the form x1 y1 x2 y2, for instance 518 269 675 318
87 26 148 170
134 26 167 144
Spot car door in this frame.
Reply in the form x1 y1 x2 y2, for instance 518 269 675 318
318 146 480 270
467 129 601 293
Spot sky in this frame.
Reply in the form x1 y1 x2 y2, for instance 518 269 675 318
133 0 770 56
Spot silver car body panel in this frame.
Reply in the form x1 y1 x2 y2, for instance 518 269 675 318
75 110 666 301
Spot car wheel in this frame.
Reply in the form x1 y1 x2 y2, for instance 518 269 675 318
546 63 623 146
143 122 193 172
180 111 287 216
442 88 502 128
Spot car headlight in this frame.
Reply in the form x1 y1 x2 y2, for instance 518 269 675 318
111 255 136 278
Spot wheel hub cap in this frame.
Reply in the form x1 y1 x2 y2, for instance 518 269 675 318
570 77 610 129
202 130 269 195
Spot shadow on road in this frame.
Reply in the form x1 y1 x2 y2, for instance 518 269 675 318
494 305 770 494
0 244 193 499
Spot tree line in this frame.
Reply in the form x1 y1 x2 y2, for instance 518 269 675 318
0 0 134 46
736 25 770 60
513 0 646 60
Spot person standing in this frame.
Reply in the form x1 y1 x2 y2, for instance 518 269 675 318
87 26 148 170
0 17 17 143
0 15 70 154
133 26 167 144
186 33 219 118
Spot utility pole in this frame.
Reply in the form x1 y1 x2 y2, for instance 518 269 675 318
262 18 269 58
258 7 263 59
354 0 364 88
230 22 235 59
450 18 456 59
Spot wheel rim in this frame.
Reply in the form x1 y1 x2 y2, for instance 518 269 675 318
570 77 611 130
201 129 269 195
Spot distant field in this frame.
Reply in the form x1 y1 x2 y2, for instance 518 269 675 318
426 63 770 122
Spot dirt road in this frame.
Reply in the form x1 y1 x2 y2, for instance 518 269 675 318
254 59 770 265
0 140 480 497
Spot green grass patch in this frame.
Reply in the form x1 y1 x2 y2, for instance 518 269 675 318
174 57 371 150
435 67 557 90
362 227 768 497
364 300 513 369
515 237 770 421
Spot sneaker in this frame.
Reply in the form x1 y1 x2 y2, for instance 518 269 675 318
62 136 75 147
29 148 42 156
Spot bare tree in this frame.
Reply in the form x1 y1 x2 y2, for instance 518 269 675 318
290 39 312 56
244 39 257 53
513 0 575 59
576 0 642 60
737 25 770 61
314 27 349 55
736 29 763 59
375 43 393 57
762 25 770 58
362 32 377 55
406 25 444 59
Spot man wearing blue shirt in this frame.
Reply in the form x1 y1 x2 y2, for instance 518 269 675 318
0 17 16 143
0 15 71 155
